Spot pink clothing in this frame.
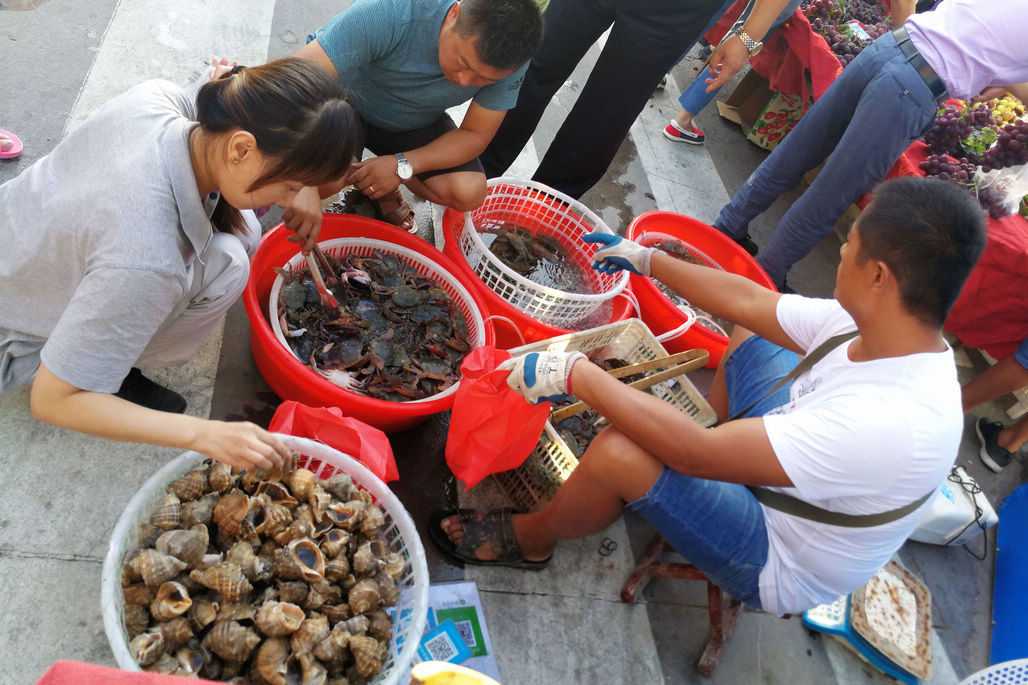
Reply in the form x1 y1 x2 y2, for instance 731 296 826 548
906 0 1028 101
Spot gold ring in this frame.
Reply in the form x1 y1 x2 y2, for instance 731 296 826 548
368 185 375 194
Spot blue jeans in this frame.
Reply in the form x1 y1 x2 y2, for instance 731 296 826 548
713 31 940 286
628 336 798 608
1016 336 1028 371
678 0 802 117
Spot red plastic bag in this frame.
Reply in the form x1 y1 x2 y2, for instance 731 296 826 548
445 346 551 489
269 401 399 482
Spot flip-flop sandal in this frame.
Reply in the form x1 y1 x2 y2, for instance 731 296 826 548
376 189 417 233
428 508 551 571
0 129 23 159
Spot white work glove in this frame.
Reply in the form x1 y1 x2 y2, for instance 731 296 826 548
499 351 587 404
584 233 657 276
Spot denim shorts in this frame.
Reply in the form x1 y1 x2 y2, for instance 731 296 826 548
1015 336 1028 372
628 336 798 608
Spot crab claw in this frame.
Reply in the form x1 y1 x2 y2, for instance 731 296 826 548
317 368 365 392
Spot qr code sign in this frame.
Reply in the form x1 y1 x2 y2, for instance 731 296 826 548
454 620 477 648
424 633 459 662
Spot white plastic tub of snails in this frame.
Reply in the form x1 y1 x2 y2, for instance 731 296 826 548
101 434 429 685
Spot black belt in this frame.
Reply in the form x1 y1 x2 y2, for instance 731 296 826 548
892 26 948 103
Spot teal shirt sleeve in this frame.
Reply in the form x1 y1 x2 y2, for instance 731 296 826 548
315 0 404 76
472 62 529 112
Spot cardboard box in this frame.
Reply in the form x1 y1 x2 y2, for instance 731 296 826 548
717 69 806 151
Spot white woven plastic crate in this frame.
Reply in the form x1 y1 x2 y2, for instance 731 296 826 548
454 178 629 328
101 435 430 685
492 319 717 511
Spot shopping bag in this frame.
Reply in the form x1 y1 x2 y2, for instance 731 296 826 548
445 346 551 489
269 400 399 482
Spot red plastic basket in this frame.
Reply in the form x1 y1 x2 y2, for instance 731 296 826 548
243 214 495 433
441 207 636 349
626 211 776 368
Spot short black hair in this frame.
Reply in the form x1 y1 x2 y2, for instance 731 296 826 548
455 0 543 70
856 176 986 327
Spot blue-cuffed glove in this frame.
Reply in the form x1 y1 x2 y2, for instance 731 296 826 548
498 351 587 404
583 233 656 276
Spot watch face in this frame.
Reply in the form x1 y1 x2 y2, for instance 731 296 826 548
395 154 413 180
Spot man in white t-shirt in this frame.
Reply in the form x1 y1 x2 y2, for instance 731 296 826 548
431 176 986 615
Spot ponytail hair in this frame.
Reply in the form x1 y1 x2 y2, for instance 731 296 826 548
195 57 358 234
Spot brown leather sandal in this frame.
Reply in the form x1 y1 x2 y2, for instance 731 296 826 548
376 189 416 233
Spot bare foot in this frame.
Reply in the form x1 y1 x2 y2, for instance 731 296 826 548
439 511 553 562
0 135 12 152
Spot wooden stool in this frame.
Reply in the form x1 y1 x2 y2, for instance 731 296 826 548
620 532 744 677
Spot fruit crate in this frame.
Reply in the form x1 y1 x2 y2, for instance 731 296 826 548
492 318 717 511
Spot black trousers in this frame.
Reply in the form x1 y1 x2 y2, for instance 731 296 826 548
481 0 723 200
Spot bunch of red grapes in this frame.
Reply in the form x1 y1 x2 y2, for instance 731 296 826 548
920 155 1012 219
923 103 995 160
981 121 1028 171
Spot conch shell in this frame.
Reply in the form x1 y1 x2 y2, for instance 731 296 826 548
129 548 188 587
297 651 329 685
319 529 350 560
360 504 386 537
349 633 385 678
322 472 356 501
367 609 393 642
285 468 317 501
150 493 182 531
347 577 381 615
352 541 378 577
325 500 364 530
255 481 299 509
122 584 155 606
312 625 350 666
290 613 330 656
324 557 350 583
203 620 261 663
207 461 235 493
187 596 219 632
181 492 219 528
129 629 166 666
254 636 297 685
303 578 342 612
255 499 293 537
150 580 192 621
213 490 254 540
226 540 266 583
155 525 209 567
167 467 208 502
124 603 150 638
175 647 206 677
189 562 252 603
287 538 326 582
156 616 193 648
256 600 305 636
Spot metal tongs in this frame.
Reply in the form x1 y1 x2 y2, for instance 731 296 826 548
549 348 710 424
305 244 340 312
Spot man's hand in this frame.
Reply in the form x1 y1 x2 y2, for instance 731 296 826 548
281 185 324 255
705 35 751 92
972 86 1010 104
348 156 402 200
584 233 656 276
191 421 292 471
499 351 587 404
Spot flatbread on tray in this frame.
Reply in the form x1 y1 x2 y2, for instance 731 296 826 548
849 560 932 680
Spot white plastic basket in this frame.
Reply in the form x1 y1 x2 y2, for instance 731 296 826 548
101 434 430 685
492 319 717 510
269 237 488 404
453 178 629 328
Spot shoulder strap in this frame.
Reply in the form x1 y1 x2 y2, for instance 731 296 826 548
728 330 858 421
748 486 934 528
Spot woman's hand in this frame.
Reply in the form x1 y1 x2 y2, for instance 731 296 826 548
281 185 324 255
190 420 292 470
210 56 238 80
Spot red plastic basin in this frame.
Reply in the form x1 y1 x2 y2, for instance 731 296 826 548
440 207 635 349
626 211 777 368
243 214 495 433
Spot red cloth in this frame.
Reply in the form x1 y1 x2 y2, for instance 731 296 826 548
851 141 1028 359
703 4 841 105
36 661 220 685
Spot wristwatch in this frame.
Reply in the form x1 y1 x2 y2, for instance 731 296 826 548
732 26 764 56
395 152 414 182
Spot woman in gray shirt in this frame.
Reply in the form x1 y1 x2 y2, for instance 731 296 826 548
0 57 357 470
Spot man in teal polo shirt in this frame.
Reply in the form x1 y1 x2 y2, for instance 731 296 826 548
286 0 542 238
